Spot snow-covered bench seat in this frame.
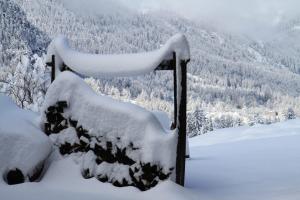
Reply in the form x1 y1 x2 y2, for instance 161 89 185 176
0 95 52 185
41 72 177 191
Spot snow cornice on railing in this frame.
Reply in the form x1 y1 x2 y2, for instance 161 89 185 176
46 34 190 78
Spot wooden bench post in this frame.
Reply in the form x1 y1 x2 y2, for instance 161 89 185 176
172 52 177 129
46 55 55 82
175 58 188 186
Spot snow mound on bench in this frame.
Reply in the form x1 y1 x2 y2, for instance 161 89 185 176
41 72 177 189
46 34 190 77
0 95 52 184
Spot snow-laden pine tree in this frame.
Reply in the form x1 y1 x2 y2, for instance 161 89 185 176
0 54 49 111
285 108 296 120
188 108 212 137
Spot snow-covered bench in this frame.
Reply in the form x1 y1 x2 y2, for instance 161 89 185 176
0 95 52 185
45 34 190 189
42 72 177 190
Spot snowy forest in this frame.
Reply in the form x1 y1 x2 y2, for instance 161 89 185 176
1 0 300 137
2 0 300 199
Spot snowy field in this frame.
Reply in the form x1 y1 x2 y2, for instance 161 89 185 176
187 119 300 200
1 118 300 199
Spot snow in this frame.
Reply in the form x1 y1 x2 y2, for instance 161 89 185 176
41 71 178 182
152 110 171 132
46 34 190 78
0 157 200 200
0 95 52 183
189 119 300 147
292 25 300 30
1 115 300 199
186 119 300 199
248 47 264 62
50 127 79 146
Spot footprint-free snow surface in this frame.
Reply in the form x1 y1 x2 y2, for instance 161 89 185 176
0 95 52 184
1 117 300 199
187 119 300 200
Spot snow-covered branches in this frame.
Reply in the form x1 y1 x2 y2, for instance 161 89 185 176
0 54 50 111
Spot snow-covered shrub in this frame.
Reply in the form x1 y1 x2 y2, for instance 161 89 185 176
187 108 213 137
285 108 296 120
0 54 50 111
0 95 52 185
41 72 177 191
213 114 235 129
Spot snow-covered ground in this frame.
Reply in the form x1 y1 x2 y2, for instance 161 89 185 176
1 118 300 199
0 95 52 184
187 119 300 200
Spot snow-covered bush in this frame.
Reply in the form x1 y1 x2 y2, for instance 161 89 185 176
0 95 52 185
41 72 177 190
187 108 213 137
0 54 50 111
285 108 296 120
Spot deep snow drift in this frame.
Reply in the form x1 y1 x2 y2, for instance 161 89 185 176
187 119 300 200
41 72 177 189
1 103 300 199
0 95 52 184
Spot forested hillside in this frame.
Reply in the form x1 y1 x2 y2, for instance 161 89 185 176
1 0 299 136
0 0 48 67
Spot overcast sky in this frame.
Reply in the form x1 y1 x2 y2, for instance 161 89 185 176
62 0 300 39
124 0 300 37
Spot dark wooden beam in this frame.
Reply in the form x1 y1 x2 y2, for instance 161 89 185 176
46 55 55 82
171 52 177 130
155 53 176 71
175 59 188 186
62 62 74 72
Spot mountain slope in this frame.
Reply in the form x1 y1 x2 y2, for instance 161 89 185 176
262 17 300 74
1 0 300 134
0 0 49 67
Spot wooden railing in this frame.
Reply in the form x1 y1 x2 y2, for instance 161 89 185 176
46 52 189 186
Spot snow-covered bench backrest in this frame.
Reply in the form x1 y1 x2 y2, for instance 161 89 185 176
45 34 190 187
46 34 189 78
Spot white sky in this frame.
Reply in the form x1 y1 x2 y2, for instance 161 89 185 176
62 0 300 39
123 0 300 37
